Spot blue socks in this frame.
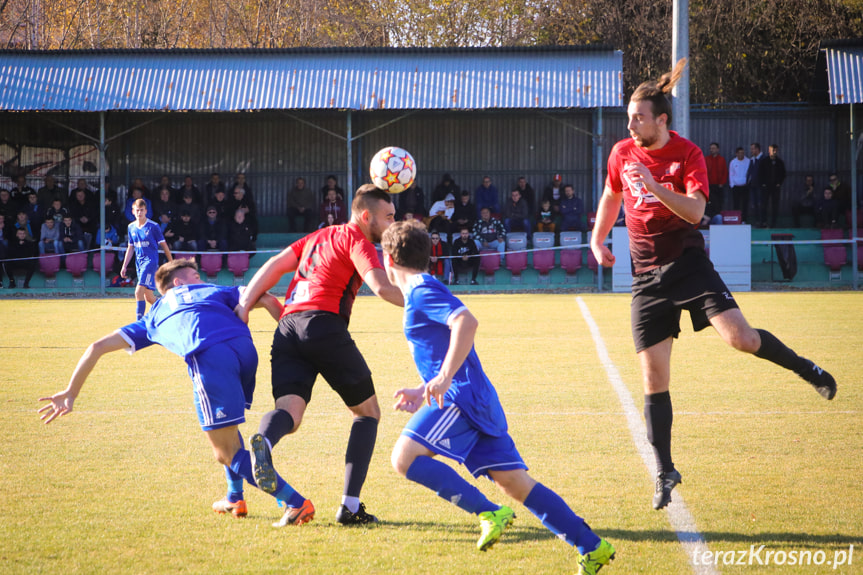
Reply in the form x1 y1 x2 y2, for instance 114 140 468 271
523 482 601 555
229 448 306 508
136 300 146 320
224 465 244 502
405 455 498 514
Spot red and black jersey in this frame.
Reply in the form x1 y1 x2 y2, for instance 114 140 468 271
605 131 710 274
282 223 381 323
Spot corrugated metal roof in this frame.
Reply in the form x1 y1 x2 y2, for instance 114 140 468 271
822 43 863 105
0 47 622 112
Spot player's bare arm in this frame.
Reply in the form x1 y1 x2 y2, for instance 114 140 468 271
425 310 478 408
625 162 707 224
120 243 135 278
38 331 130 424
363 267 404 307
590 186 622 268
236 246 299 322
160 240 173 262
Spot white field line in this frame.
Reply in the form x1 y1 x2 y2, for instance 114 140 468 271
577 296 720 575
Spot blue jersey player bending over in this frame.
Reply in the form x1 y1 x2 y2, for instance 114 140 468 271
380 220 615 575
121 198 173 320
38 259 314 526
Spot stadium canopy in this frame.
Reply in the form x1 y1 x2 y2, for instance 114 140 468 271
816 39 862 287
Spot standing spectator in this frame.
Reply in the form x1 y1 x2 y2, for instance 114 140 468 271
395 182 425 220
728 147 750 222
792 175 818 228
827 173 852 226
472 207 506 262
450 226 479 285
151 186 177 232
432 173 459 203
10 175 36 210
704 142 728 217
451 190 476 232
69 188 97 248
59 215 86 254
199 205 228 252
319 188 347 228
39 217 62 255
514 176 537 214
319 175 344 204
502 189 530 233
177 175 202 205
204 172 226 205
286 177 316 233
428 230 451 283
5 227 37 288
37 175 65 210
536 198 556 233
760 144 786 228
542 173 564 216
474 176 500 217
228 209 256 252
559 185 585 232
749 143 766 226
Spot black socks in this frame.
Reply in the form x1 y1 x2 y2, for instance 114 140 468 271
644 391 674 474
344 416 379 498
754 329 809 374
258 409 296 448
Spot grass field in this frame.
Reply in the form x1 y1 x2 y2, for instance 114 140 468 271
1 292 861 574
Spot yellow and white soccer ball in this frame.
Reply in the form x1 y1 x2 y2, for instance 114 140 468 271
369 146 416 194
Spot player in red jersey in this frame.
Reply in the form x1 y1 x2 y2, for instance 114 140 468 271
236 184 403 527
591 59 836 511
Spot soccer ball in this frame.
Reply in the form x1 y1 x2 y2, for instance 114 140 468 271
370 146 416 194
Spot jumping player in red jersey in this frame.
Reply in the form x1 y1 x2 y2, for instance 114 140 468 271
235 184 403 527
590 59 837 511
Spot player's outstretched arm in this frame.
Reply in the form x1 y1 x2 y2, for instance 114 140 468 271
425 310 478 408
38 332 130 425
253 291 284 322
393 384 425 413
590 186 622 268
120 243 134 278
363 268 404 307
236 247 299 322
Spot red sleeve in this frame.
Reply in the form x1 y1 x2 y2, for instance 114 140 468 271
349 233 382 279
684 146 710 199
290 233 309 259
605 143 625 195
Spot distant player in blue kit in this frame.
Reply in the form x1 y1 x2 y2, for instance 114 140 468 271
38 259 313 526
121 198 173 319
380 220 615 575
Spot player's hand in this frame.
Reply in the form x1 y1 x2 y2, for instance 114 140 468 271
624 161 658 189
120 267 127 279
591 242 615 268
37 392 75 425
233 303 250 324
393 386 424 413
423 374 451 408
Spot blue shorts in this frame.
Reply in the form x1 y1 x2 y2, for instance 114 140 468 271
401 403 526 478
137 261 158 291
186 338 257 431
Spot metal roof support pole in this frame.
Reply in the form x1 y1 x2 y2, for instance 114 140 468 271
99 112 107 295
346 111 354 215
851 103 858 290
672 0 690 139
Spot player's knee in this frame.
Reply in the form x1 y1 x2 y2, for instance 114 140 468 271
727 328 760 353
390 448 412 477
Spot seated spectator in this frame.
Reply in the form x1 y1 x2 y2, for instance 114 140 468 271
23 191 44 236
68 178 94 203
536 198 555 233
5 227 37 288
0 189 15 225
474 176 500 217
319 188 347 228
514 176 537 214
39 218 62 255
177 175 202 205
124 187 152 223
450 225 479 285
59 215 86 253
503 188 530 233
228 209 256 251
178 189 204 228
472 207 506 262
432 173 459 203
429 230 451 283
10 175 36 209
37 175 65 210
209 188 230 222
151 186 177 232
286 176 316 233
204 172 226 205
452 190 476 232
319 174 344 203
97 222 120 247
231 173 256 208
69 188 97 247
559 185 585 232
792 175 817 228
827 173 852 227
542 173 564 215
321 212 336 228
104 193 124 241
427 193 455 235
199 205 228 252
396 183 425 220
0 218 7 287
13 211 35 241
130 177 150 199
815 186 840 229
166 210 198 252
45 198 69 226
156 175 177 204
401 211 422 222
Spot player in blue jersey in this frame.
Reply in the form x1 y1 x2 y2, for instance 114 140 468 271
380 220 615 575
38 259 315 527
121 198 173 319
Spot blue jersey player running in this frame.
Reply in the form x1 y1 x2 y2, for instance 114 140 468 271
38 259 314 527
380 220 615 575
121 198 173 319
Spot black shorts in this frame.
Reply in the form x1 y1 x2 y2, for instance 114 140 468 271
271 310 375 407
630 248 739 352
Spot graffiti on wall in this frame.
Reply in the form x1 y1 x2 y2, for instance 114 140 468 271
0 142 107 190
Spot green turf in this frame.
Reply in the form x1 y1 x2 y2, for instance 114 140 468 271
1 293 860 574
